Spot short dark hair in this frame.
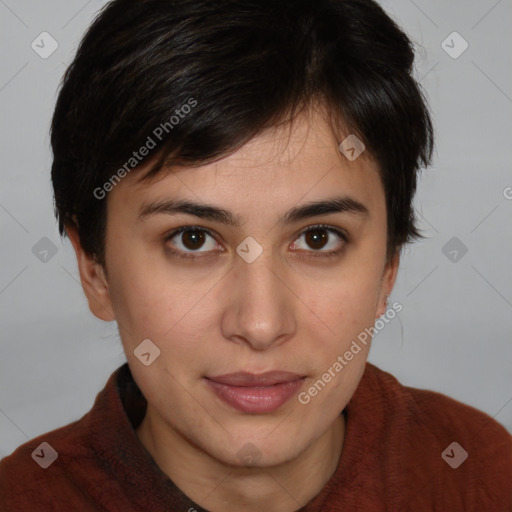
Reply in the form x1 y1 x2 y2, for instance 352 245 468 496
51 0 434 266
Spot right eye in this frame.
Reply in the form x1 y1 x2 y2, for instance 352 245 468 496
164 226 224 259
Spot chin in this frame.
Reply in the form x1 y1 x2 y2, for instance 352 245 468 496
218 433 308 469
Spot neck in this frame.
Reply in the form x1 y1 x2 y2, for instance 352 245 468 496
136 409 345 512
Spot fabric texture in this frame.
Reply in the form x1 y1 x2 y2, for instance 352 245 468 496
1 362 511 511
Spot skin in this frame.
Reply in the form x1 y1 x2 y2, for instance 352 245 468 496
68 106 399 512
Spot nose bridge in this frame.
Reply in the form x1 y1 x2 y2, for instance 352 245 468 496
238 241 278 297
237 239 284 315
224 239 294 350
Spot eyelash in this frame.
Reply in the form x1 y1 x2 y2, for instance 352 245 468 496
163 223 349 260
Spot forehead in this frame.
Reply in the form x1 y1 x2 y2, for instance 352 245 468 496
108 108 384 219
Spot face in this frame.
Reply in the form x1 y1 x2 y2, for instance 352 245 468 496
72 108 398 468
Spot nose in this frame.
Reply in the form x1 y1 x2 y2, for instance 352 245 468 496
220 245 297 352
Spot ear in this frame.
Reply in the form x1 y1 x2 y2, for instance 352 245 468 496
66 225 116 322
375 249 400 318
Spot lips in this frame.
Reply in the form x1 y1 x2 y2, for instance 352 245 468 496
204 371 305 414
207 371 303 387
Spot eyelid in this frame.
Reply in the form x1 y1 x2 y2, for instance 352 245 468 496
163 223 349 259
296 223 349 242
164 225 218 241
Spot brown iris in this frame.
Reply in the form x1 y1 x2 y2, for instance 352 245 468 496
181 229 206 250
304 228 328 250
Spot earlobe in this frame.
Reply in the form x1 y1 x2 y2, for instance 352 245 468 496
66 225 116 322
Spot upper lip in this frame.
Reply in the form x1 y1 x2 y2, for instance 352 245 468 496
206 371 304 387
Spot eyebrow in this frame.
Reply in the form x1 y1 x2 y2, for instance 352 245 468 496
138 195 369 226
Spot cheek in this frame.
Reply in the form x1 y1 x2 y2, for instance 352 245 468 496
107 257 216 373
106 259 173 343
298 273 379 415
315 261 382 324
300 258 383 374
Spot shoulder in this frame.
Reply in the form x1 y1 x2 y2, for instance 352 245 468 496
364 362 511 444
361 363 512 508
0 366 128 511
0 418 98 511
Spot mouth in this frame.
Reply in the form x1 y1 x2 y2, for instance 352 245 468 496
204 371 306 414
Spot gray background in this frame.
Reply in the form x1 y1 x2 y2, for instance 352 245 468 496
1 0 511 459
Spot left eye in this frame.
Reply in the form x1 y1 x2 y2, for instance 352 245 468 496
291 225 347 255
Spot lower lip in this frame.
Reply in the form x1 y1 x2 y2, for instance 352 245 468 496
205 378 305 414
